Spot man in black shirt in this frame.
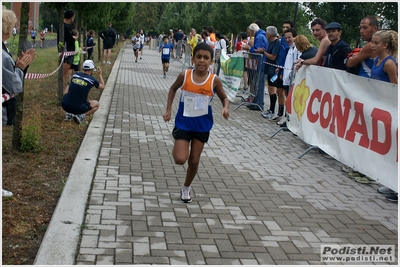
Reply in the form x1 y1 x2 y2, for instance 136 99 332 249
101 23 116 64
61 9 75 85
323 22 351 70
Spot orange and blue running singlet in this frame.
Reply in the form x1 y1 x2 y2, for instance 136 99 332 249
174 69 216 132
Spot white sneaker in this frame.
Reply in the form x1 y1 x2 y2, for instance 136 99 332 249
107 61 111 64
261 110 272 118
180 186 192 203
64 112 73 122
103 61 106 64
2 188 13 197
269 114 281 121
276 116 287 125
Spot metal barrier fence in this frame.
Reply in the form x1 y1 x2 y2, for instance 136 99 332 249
170 40 186 70
183 44 192 70
234 52 264 110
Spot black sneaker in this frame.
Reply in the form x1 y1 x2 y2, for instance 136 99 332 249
386 193 398 202
73 114 84 125
378 186 395 194
180 186 192 203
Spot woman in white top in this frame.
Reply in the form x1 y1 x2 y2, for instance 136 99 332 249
215 32 227 51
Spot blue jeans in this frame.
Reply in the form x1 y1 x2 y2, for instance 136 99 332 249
253 73 266 109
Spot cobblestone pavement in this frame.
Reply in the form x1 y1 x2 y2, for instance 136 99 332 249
75 44 397 265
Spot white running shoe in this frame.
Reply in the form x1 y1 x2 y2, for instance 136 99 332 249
180 186 192 203
276 116 287 125
269 114 281 121
2 188 13 197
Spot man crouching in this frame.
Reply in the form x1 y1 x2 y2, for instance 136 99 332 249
62 60 105 124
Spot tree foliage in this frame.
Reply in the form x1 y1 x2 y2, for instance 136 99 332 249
36 2 397 44
303 2 398 46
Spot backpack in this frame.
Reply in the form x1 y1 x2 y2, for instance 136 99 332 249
345 39 362 75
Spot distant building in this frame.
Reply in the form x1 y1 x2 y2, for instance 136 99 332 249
10 2 40 32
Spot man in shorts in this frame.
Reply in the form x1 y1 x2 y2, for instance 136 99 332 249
101 23 116 64
62 60 105 124
60 9 75 87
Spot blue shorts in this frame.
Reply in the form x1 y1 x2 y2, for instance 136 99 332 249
62 96 92 115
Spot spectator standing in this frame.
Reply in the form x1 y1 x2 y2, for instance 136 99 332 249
368 30 398 201
274 28 300 123
236 32 249 91
259 26 280 118
272 21 294 121
187 28 200 56
163 43 229 203
206 26 216 49
39 29 45 48
68 30 81 84
294 35 318 60
139 29 145 60
242 23 268 111
158 31 165 46
59 9 75 88
215 32 227 51
132 31 141 63
159 35 174 78
86 30 96 60
346 16 379 77
2 5 36 196
370 30 398 84
101 22 116 64
295 18 330 70
12 26 16 39
62 60 105 124
173 28 184 59
322 22 351 70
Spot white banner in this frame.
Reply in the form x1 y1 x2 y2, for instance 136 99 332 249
286 66 398 191
218 51 244 102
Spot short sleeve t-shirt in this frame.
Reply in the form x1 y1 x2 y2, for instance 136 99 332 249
264 38 280 75
62 72 99 110
161 43 174 60
132 36 140 49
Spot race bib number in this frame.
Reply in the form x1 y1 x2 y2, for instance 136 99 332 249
183 95 209 117
163 48 170 55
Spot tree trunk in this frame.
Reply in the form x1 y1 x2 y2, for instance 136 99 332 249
12 2 29 150
98 34 101 62
56 5 65 106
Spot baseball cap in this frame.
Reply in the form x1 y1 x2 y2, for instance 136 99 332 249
325 22 342 30
83 60 96 71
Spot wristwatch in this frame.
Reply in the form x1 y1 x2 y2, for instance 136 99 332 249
300 59 305 65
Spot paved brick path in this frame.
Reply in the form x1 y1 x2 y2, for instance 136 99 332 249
75 44 397 264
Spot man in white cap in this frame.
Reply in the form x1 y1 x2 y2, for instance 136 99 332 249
62 60 105 124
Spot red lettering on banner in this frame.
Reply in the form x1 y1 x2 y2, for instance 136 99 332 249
330 95 351 138
370 108 392 155
304 89 395 157
307 89 322 123
320 93 332 129
345 102 370 148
